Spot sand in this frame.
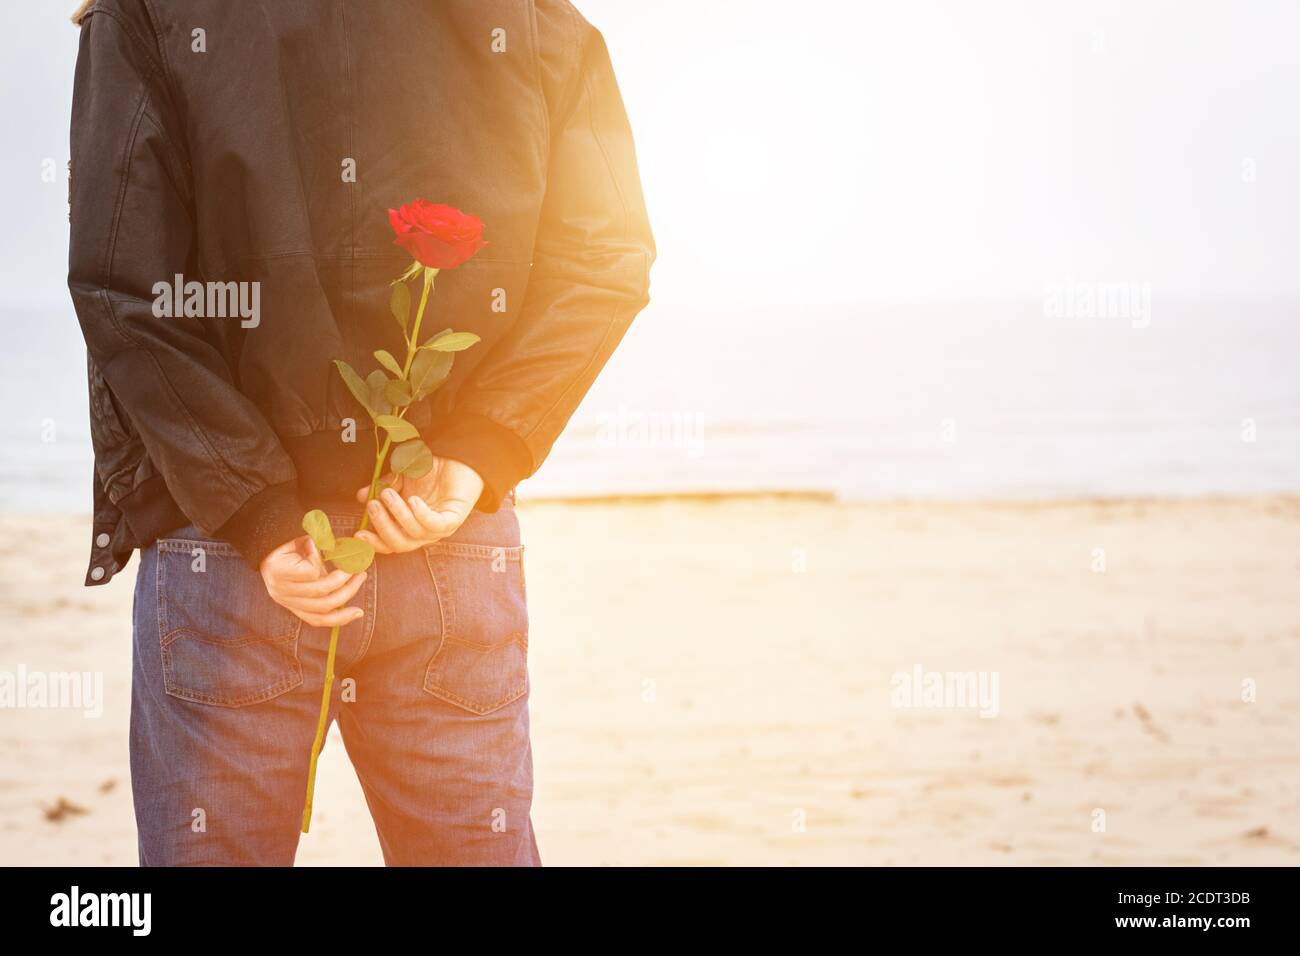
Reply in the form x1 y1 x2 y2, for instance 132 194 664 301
2 496 1298 866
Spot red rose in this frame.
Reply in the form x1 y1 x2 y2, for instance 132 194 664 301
387 200 486 270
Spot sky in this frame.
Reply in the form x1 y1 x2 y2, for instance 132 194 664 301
2 0 1299 312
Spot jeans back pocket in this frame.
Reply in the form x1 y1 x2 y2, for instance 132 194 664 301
156 533 303 707
422 542 528 715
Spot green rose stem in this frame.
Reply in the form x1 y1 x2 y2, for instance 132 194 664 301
356 268 436 511
301 266 439 833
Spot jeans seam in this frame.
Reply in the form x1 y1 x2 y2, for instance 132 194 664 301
419 548 528 714
154 543 305 707
328 513 374 671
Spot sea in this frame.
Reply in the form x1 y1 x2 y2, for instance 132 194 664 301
3 299 1297 511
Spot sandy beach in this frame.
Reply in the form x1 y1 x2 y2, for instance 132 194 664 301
2 495 1298 866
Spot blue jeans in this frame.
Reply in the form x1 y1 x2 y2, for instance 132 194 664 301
129 500 539 866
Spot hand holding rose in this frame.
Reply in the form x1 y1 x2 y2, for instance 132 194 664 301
354 456 484 554
260 537 366 629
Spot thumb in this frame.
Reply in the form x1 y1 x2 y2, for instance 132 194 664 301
356 473 402 503
299 534 327 576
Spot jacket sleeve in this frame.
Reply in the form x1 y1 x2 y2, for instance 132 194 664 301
68 3 305 567
424 0 656 507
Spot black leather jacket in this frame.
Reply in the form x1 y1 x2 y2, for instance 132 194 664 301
68 0 654 585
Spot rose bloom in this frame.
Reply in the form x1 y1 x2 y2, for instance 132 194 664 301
388 200 487 269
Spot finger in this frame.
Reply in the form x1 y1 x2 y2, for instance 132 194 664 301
395 469 437 502
274 550 328 583
357 473 401 504
302 535 327 575
281 572 367 614
380 488 426 540
280 569 364 603
409 495 463 539
297 605 365 629
274 567 353 598
354 529 393 555
267 536 301 558
262 552 304 585
366 497 421 552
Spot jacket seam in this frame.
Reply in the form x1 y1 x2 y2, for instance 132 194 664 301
581 38 631 240
139 0 190 180
89 7 195 188
103 87 150 291
557 2 587 126
527 0 551 146
139 0 175 94
138 108 191 206
83 6 167 82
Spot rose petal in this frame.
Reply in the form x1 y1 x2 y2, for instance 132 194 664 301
388 207 414 236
